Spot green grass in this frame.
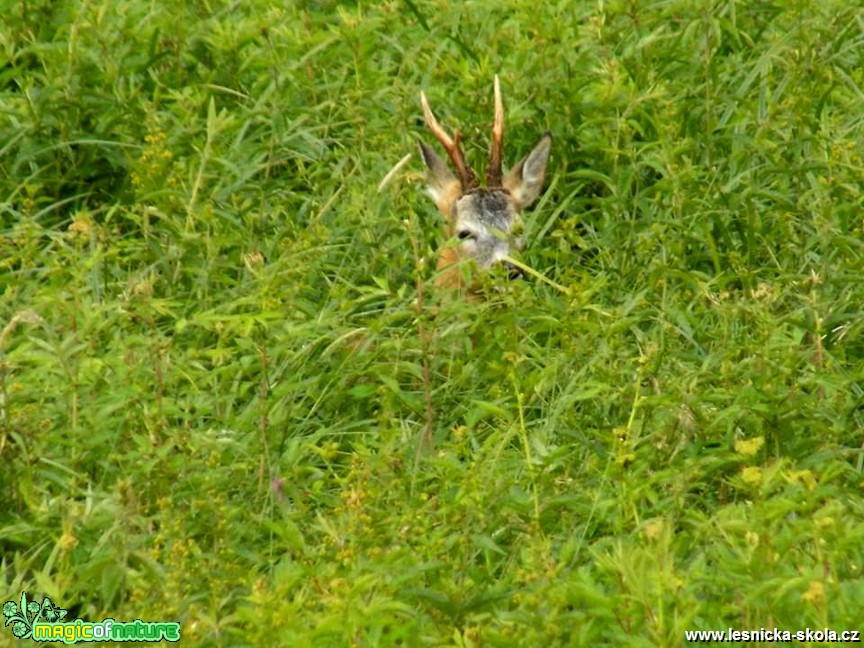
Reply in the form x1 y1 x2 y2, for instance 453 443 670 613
2 0 864 645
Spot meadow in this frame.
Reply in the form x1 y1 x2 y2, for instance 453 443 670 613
1 0 863 645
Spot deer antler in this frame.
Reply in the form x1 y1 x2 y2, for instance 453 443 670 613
421 91 478 190
487 75 504 187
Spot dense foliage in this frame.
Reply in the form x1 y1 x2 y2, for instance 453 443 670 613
2 0 863 644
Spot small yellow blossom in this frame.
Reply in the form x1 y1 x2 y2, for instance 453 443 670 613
788 469 817 491
243 251 264 271
643 518 665 541
734 436 765 457
741 466 763 485
802 580 825 606
68 215 92 237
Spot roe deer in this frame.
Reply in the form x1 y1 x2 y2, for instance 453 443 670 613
419 75 552 292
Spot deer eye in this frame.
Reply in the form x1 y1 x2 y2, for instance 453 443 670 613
457 230 475 241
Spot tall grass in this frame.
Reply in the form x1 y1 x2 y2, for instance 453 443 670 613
1 0 863 644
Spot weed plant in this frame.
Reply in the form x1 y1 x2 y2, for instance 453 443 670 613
1 0 863 645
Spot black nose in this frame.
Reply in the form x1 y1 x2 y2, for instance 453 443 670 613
504 262 524 280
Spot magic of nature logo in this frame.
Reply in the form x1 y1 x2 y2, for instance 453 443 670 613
3 592 180 643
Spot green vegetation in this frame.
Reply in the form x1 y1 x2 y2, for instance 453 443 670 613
2 0 863 645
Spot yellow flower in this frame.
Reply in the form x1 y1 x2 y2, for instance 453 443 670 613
68 215 92 237
642 518 665 541
734 436 765 457
802 580 825 606
741 466 763 485
788 469 817 491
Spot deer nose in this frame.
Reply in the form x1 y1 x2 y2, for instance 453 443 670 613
504 261 524 280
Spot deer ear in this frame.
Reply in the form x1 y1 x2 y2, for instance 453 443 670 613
419 141 462 219
503 133 551 209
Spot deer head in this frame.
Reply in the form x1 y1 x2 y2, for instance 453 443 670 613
419 76 552 290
